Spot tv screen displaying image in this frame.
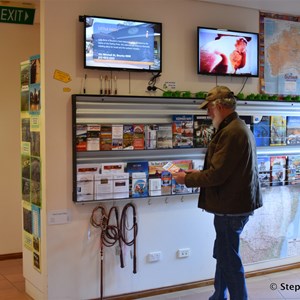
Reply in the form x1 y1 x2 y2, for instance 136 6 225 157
197 27 259 77
84 16 162 72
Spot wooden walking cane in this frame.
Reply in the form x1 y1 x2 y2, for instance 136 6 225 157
120 203 138 274
90 205 107 300
100 229 104 300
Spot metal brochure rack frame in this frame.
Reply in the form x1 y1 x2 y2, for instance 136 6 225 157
72 94 300 203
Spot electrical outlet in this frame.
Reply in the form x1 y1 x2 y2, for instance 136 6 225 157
177 248 190 258
147 251 162 262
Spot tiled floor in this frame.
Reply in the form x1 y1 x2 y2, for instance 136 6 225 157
0 258 32 300
1 258 300 300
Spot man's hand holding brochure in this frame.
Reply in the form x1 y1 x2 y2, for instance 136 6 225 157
163 162 199 184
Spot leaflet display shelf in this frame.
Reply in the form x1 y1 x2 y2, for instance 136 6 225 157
257 145 300 156
73 95 206 158
72 95 208 203
235 99 300 116
234 100 300 157
72 95 300 203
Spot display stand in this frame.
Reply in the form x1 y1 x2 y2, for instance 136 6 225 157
72 95 300 203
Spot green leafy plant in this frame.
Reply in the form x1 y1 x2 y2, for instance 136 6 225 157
237 93 245 100
195 91 207 99
162 90 173 97
173 90 182 97
182 91 192 98
246 93 256 100
292 95 300 101
283 95 292 101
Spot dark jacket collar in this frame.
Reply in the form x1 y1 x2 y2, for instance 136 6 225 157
217 111 238 132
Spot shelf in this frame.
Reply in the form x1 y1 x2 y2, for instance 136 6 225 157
257 145 300 156
75 148 206 164
72 94 300 204
236 100 300 116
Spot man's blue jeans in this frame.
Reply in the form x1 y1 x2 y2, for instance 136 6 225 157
209 215 249 300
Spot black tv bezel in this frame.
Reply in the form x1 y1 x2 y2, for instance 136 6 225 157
83 15 162 73
197 26 259 78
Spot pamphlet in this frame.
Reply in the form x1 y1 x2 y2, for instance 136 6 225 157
163 161 182 173
112 124 123 150
87 124 100 151
149 178 162 196
113 173 129 199
101 162 125 174
132 172 148 197
94 174 113 200
77 174 94 201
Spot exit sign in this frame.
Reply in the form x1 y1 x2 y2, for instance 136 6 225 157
0 6 35 25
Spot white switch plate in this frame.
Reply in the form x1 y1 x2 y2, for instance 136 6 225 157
147 251 162 262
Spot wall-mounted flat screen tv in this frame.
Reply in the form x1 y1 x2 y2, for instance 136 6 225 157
197 27 259 77
83 15 162 72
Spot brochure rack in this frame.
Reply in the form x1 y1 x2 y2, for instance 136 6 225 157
72 94 300 203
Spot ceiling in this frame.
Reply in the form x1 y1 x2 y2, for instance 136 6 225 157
199 0 300 16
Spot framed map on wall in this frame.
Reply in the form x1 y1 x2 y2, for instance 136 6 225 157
260 12 300 95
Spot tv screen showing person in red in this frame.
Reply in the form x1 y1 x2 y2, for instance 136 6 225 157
198 28 258 77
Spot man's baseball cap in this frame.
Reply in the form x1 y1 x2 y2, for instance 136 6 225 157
198 86 235 109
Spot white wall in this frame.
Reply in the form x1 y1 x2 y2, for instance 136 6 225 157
0 22 40 255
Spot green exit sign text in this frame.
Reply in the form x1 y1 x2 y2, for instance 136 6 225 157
0 6 35 25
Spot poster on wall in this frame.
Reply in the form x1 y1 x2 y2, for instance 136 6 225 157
21 60 30 112
29 54 41 113
23 202 33 251
21 155 31 202
20 55 42 273
241 185 300 264
29 83 40 113
30 55 40 85
32 204 41 272
260 12 300 95
20 60 42 208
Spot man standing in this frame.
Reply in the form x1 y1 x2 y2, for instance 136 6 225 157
172 86 262 300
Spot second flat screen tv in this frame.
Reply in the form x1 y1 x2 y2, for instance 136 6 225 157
84 16 162 72
197 27 259 77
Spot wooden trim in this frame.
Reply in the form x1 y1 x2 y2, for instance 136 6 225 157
99 262 300 300
246 262 300 278
0 252 22 261
104 279 214 300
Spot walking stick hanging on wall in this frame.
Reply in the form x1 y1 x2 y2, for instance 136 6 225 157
90 203 138 299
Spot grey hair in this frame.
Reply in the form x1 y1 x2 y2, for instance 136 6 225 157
213 96 236 110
